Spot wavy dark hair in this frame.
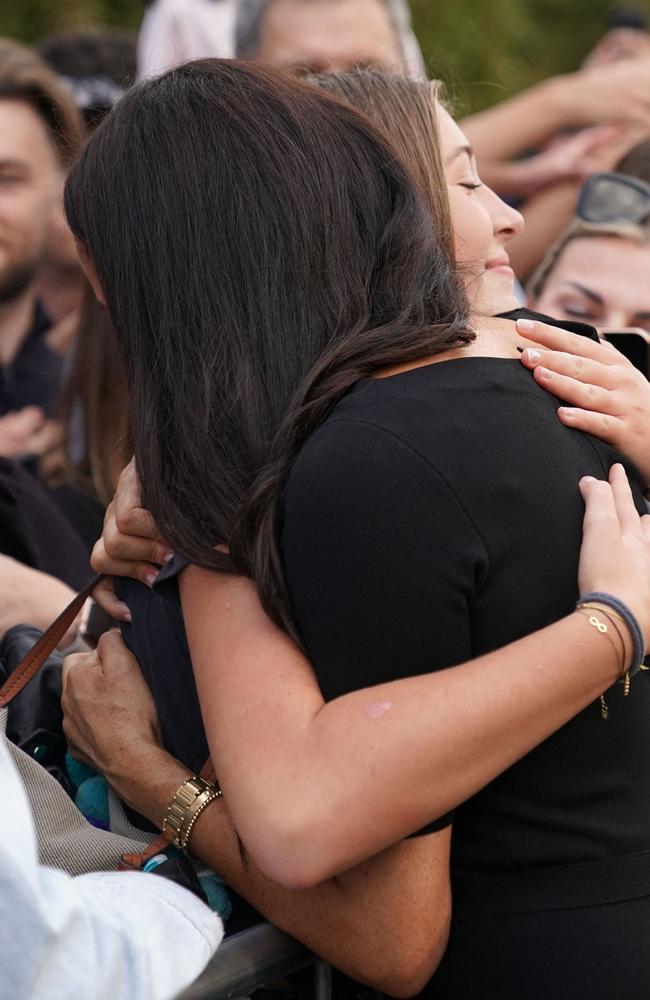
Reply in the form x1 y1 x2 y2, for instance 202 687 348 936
65 59 471 638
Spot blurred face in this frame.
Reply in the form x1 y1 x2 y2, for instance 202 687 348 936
0 99 62 306
437 105 523 315
533 236 650 331
258 0 403 74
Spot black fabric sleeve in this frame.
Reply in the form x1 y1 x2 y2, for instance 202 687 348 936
281 417 489 834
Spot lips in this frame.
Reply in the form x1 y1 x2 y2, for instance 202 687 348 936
486 255 512 270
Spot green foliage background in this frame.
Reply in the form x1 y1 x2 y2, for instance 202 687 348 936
1 0 649 112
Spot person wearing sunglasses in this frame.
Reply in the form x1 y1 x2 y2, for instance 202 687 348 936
530 171 650 332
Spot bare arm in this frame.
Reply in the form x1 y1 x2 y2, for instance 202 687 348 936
463 61 650 170
0 555 78 646
90 464 650 887
180 810 451 997
182 570 621 888
62 634 451 997
475 125 617 202
462 78 574 164
507 127 646 282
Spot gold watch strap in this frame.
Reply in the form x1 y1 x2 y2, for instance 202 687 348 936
163 776 223 850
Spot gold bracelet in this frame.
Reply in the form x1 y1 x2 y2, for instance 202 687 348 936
577 602 636 688
577 608 630 720
182 789 223 852
576 606 627 676
163 776 223 850
578 602 626 628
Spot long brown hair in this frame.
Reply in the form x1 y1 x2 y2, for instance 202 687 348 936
65 60 471 639
56 285 131 507
314 71 452 257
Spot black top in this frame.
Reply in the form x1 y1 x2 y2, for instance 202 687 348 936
279 356 650 997
118 311 650 991
0 303 62 418
119 309 602 777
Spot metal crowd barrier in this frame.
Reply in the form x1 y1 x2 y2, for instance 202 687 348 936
179 922 332 1000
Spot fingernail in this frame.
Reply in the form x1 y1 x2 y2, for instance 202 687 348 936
516 318 534 332
163 551 175 564
537 366 552 379
581 476 596 483
558 406 574 418
145 572 158 587
524 349 542 364
122 609 132 623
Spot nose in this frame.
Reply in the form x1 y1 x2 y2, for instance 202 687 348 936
486 187 524 243
602 308 629 329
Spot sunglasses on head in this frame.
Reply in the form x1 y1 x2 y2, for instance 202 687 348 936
576 171 650 227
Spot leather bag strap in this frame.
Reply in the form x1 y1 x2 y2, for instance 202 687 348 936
0 574 105 708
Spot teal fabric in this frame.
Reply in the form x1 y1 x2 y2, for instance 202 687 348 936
199 874 232 921
64 753 231 918
65 754 96 792
66 753 110 826
75 775 110 826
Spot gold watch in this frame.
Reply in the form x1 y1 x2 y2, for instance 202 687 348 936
163 775 223 851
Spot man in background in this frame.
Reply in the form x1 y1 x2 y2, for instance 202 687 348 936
235 0 424 77
0 40 82 457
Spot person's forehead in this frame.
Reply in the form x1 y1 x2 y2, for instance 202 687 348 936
0 97 59 171
549 236 650 309
261 0 401 69
436 107 470 162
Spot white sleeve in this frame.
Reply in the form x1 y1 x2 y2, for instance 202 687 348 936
0 737 223 1000
136 0 181 81
137 0 236 80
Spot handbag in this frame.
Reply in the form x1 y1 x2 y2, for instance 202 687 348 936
0 575 214 875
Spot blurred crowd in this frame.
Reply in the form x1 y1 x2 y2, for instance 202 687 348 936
4 3 650 999
4 2 650 537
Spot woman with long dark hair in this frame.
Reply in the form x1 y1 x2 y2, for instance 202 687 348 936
62 62 650 997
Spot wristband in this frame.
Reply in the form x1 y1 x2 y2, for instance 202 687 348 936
577 592 645 678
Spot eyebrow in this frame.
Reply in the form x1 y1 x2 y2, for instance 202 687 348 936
445 143 474 165
0 158 28 171
561 281 604 306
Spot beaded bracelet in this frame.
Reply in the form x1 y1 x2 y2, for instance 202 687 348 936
577 592 645 678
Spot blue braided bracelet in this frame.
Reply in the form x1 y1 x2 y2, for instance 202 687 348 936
577 592 645 677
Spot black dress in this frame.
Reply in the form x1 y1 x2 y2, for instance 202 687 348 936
279 356 650 999
118 313 650 994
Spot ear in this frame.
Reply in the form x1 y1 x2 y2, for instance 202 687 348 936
76 241 107 307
